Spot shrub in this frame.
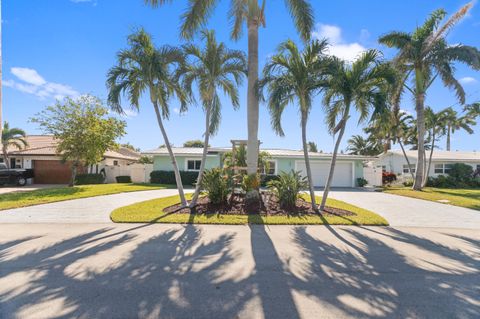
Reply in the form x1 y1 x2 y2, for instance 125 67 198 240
357 177 368 187
75 173 105 185
200 168 233 205
242 173 260 192
448 163 474 183
260 174 279 187
115 175 132 183
382 172 397 185
150 170 198 186
403 178 414 187
267 170 308 209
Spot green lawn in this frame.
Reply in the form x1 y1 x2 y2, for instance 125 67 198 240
384 187 480 211
111 194 388 225
0 183 170 211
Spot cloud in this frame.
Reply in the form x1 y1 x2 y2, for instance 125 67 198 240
173 107 180 114
459 76 477 84
3 67 79 100
70 0 98 5
312 24 367 61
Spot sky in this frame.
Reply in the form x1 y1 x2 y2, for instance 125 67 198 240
3 0 480 152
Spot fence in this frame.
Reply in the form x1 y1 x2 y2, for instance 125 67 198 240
363 164 382 186
104 164 153 183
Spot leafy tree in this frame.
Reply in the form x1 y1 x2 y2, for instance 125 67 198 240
183 140 208 148
379 3 480 190
145 0 315 180
106 29 190 206
442 107 476 151
138 155 154 164
31 96 126 186
1 122 28 168
181 30 246 207
320 50 394 211
307 141 318 153
120 142 140 152
260 39 330 211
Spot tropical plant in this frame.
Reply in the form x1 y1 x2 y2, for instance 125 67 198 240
267 170 308 209
423 107 447 186
346 134 382 156
442 107 476 151
307 141 318 152
1 122 28 168
199 168 233 205
120 142 140 152
222 145 271 172
379 3 480 190
242 173 261 192
260 39 330 211
181 30 247 207
138 155 154 164
356 177 368 187
319 50 394 211
106 29 189 206
145 0 315 178
183 140 208 148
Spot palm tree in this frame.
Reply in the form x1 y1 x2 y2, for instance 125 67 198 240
346 135 381 156
260 39 330 211
307 141 318 153
379 3 480 190
2 122 27 168
144 0 314 178
320 50 394 211
106 29 190 206
442 107 476 151
423 107 447 186
181 30 247 207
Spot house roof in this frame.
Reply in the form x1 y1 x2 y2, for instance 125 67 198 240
9 135 138 161
143 147 375 160
382 150 480 162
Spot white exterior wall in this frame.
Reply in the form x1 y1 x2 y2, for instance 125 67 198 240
104 164 153 183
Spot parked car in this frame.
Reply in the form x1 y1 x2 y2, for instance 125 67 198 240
0 163 34 186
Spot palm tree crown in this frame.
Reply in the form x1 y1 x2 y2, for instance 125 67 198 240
2 122 28 168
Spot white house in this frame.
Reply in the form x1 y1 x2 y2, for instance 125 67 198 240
375 150 480 179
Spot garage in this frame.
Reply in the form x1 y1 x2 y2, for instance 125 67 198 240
33 160 73 184
296 161 353 187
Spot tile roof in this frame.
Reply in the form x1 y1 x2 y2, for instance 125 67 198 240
386 150 480 161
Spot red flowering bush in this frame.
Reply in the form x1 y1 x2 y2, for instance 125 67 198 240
382 172 397 185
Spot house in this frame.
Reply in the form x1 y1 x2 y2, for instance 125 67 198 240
143 147 374 187
375 150 480 178
5 135 140 184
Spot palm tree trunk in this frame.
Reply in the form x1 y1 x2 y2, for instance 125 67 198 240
446 126 451 151
69 162 77 187
153 102 187 207
412 92 426 190
399 140 415 180
190 107 211 208
2 144 8 169
301 113 317 211
423 131 435 187
246 20 259 176
320 118 347 211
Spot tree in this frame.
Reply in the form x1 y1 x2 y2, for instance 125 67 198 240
106 29 190 206
379 3 480 190
423 107 447 186
260 39 330 211
1 122 27 168
145 0 314 180
307 141 318 153
138 155 154 164
181 30 247 207
442 107 475 151
346 135 381 156
120 142 140 152
183 140 208 148
320 50 394 211
31 96 126 186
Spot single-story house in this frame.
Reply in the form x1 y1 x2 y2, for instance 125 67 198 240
143 147 374 187
375 150 480 178
5 135 140 184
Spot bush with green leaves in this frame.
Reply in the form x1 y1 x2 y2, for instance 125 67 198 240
427 163 479 188
357 177 368 187
115 175 132 183
75 173 105 185
150 170 198 185
200 168 233 205
242 173 260 192
267 170 308 209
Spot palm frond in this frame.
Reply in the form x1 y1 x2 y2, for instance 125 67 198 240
285 0 314 42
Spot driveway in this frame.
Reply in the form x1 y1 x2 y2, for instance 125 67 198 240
325 189 480 229
0 224 478 319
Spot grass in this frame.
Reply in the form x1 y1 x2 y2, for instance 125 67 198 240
384 187 480 211
111 194 388 226
0 183 170 211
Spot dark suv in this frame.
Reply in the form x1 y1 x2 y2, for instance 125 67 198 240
0 163 34 186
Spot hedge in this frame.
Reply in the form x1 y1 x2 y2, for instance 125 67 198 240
150 170 198 186
75 173 105 185
116 176 132 183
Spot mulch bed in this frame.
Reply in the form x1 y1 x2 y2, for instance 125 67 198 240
163 191 355 217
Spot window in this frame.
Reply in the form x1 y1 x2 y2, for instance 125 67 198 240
434 163 453 174
403 164 416 174
113 160 119 166
187 159 201 171
261 160 276 175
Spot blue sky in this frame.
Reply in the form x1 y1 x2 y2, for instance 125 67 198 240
3 0 480 152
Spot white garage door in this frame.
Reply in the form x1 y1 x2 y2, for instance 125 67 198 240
296 161 353 187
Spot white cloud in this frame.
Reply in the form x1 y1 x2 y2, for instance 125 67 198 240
3 67 79 100
459 76 477 84
173 107 180 114
312 24 367 61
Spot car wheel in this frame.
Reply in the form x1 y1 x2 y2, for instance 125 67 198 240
17 177 27 186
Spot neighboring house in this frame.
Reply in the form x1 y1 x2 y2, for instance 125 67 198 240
143 147 373 187
375 150 480 178
4 135 139 184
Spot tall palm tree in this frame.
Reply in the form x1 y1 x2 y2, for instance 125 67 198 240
307 141 318 153
379 3 480 190
442 107 476 151
144 0 314 178
260 39 330 211
346 135 381 156
181 30 247 207
106 29 190 206
2 122 27 168
320 50 394 211
423 107 447 186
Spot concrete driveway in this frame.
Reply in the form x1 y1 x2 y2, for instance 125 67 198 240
0 224 478 319
324 189 480 229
